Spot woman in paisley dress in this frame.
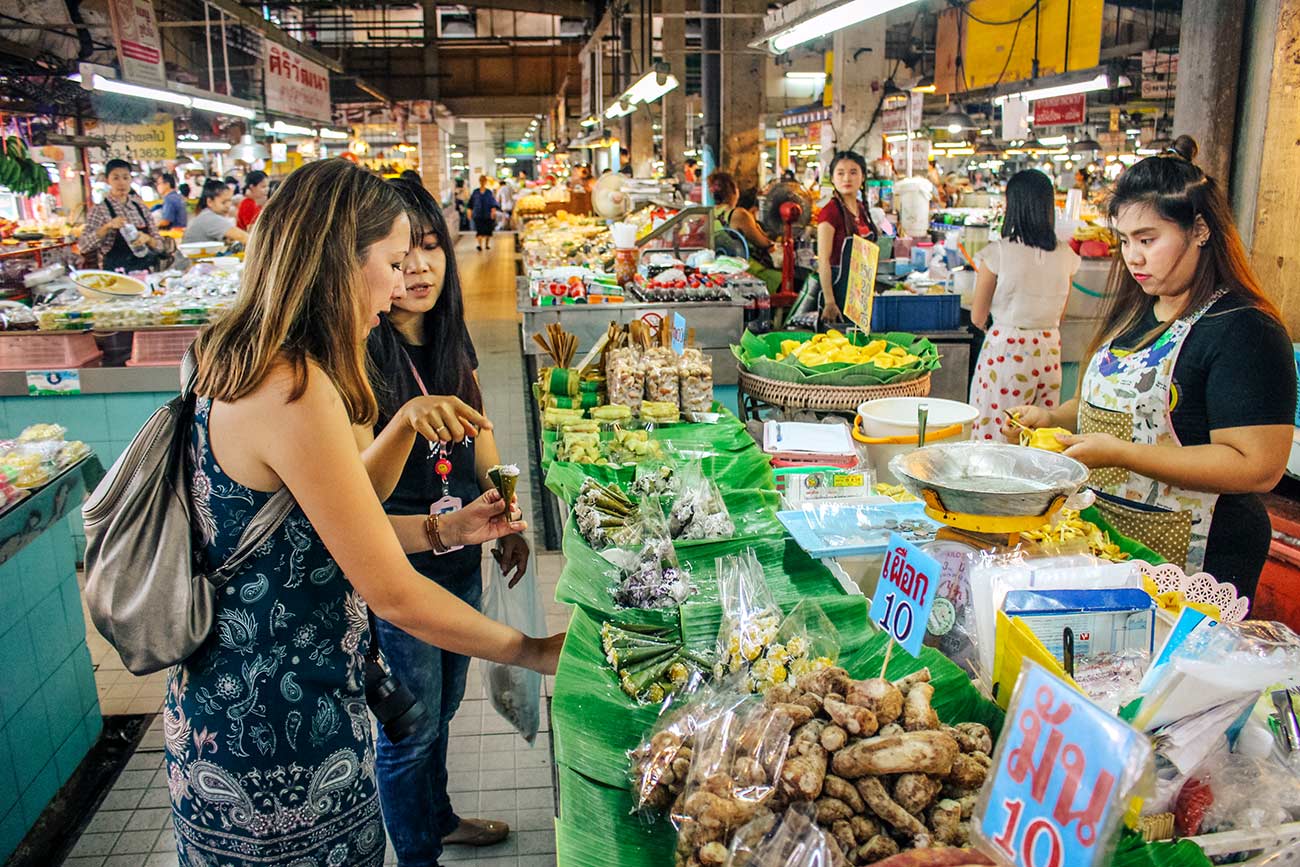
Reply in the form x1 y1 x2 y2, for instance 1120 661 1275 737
1005 136 1294 592
166 159 564 867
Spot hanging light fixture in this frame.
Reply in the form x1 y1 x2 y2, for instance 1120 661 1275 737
975 140 1001 154
1074 135 1103 152
933 102 976 134
910 75 936 94
232 134 267 162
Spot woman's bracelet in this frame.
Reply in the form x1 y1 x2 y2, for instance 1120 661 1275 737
424 513 452 554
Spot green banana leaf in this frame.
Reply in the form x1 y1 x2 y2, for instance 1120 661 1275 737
1079 505 1168 566
554 765 676 867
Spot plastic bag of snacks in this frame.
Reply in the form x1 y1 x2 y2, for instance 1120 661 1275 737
611 504 694 609
667 463 734 542
606 346 645 414
728 803 844 867
640 400 680 425
644 347 680 405
678 347 714 413
18 423 66 442
558 429 603 464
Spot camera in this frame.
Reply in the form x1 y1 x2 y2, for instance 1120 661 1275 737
364 648 429 744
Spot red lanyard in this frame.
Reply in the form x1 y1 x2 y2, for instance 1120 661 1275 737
400 345 429 396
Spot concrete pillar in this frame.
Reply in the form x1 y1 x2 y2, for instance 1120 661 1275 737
420 0 440 100
417 122 444 200
1234 0 1300 336
661 0 687 178
629 0 655 177
831 20 888 161
466 118 490 182
1172 0 1247 184
720 0 765 190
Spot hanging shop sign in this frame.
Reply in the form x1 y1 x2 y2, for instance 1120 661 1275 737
1033 94 1087 127
264 44 331 124
107 0 166 89
778 107 832 128
504 141 536 158
882 93 924 134
1140 50 1177 100
937 0 1103 93
98 114 176 161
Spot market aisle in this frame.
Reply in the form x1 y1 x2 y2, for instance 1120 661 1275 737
61 232 568 867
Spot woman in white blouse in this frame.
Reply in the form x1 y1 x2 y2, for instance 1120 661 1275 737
969 169 1080 440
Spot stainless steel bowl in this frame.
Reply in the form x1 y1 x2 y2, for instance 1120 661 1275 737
889 442 1090 517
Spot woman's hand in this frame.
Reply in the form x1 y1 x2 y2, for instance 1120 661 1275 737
519 633 566 675
1000 404 1054 439
493 533 531 588
1059 432 1128 468
101 217 126 236
441 489 525 548
822 298 845 324
400 394 491 443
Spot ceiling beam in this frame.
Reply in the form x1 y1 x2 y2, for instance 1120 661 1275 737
441 95 573 116
455 0 590 16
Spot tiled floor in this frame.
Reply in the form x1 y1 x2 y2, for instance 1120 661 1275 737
62 234 574 867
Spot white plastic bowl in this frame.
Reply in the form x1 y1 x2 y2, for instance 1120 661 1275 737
854 397 980 484
178 241 226 258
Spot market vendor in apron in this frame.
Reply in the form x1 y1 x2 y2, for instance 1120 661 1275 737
78 158 165 271
816 150 880 325
1005 136 1295 595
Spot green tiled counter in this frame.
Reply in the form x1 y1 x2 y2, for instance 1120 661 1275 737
0 457 105 862
0 365 179 554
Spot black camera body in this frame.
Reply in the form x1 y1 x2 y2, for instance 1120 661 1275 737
365 639 429 743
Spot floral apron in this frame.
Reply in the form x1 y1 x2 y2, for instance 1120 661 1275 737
1077 290 1226 571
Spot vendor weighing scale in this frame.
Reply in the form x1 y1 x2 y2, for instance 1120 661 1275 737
918 487 1069 550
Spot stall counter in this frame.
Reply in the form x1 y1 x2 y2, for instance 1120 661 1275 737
0 456 105 862
0 366 179 550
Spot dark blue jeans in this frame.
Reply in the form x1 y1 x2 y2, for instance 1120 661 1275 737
374 561 482 867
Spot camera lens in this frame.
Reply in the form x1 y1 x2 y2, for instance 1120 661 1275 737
365 654 429 743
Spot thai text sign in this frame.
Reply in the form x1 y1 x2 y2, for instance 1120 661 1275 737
1033 94 1086 127
264 44 331 123
100 114 175 161
843 236 879 334
107 0 166 88
975 662 1152 867
869 533 940 656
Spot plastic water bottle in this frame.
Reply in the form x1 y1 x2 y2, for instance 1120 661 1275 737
120 223 150 258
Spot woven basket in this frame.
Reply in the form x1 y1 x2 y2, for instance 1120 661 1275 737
738 367 932 413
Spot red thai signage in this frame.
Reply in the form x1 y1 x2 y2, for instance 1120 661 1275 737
1033 94 1086 127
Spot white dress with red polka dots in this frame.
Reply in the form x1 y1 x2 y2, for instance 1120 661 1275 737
969 326 1063 441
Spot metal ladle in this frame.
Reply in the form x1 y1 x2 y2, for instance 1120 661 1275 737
917 402 930 449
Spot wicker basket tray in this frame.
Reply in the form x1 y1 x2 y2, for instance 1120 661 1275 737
738 367 931 415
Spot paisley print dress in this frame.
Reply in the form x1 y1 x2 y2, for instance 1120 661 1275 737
163 397 385 866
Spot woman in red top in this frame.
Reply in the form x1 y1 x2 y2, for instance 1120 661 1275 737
236 170 269 231
816 151 879 324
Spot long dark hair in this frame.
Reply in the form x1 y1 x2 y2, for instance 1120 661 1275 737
1002 169 1057 252
828 151 878 241
388 178 482 411
196 178 226 213
1091 134 1282 356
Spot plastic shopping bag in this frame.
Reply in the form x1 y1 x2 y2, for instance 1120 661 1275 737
482 559 545 744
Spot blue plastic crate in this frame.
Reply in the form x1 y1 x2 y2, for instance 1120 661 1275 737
870 292 961 332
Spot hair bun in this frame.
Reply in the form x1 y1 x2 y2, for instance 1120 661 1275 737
1169 135 1199 162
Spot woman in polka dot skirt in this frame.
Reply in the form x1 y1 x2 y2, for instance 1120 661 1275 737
968 170 1080 440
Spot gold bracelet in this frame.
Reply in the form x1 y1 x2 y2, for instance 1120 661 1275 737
425 514 451 555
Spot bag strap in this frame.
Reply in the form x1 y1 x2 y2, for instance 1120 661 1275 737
180 345 199 398
207 487 297 587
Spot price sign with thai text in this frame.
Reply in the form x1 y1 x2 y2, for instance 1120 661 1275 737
671 313 687 355
869 533 940 657
975 661 1152 867
843 236 879 334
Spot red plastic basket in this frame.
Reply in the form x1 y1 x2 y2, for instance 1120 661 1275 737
0 333 102 370
127 328 200 366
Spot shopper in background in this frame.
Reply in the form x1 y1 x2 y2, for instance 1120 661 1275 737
815 150 879 324
496 176 514 230
79 158 165 270
172 158 562 866
969 169 1080 441
183 178 249 246
711 172 781 294
1006 136 1295 592
619 147 633 176
153 172 188 230
235 170 269 231
360 178 529 865
468 175 498 251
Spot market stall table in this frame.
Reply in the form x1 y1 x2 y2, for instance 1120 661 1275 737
0 454 105 863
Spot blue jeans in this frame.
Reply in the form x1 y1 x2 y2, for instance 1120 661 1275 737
374 562 482 867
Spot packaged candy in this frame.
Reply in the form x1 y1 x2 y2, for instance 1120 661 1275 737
644 347 680 404
678 348 714 413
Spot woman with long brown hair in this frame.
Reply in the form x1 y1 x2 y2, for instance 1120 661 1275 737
167 159 562 866
1007 136 1295 593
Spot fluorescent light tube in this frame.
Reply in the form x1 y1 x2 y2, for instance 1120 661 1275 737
1036 135 1068 146
318 128 349 140
92 74 189 107
192 96 256 119
994 73 1130 104
784 72 827 81
177 141 231 151
770 0 918 52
